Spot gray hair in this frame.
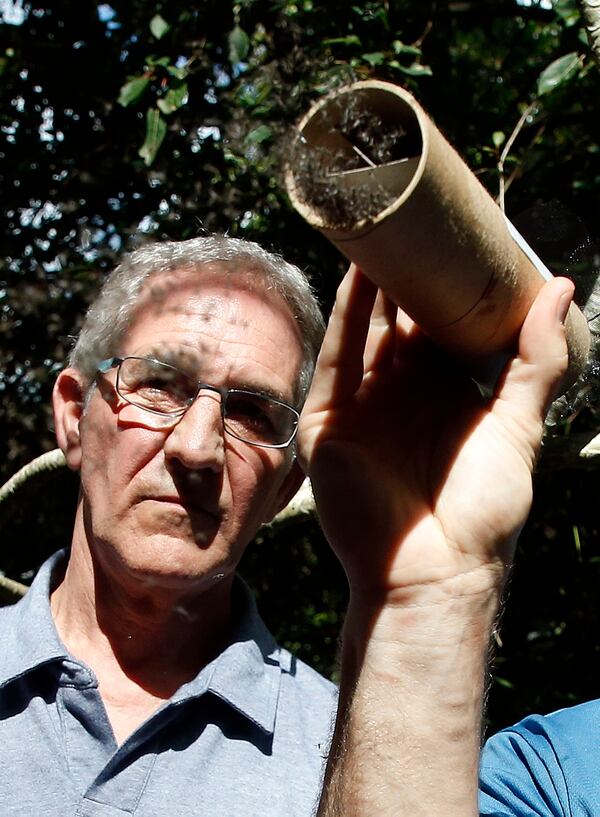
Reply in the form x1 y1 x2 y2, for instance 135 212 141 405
69 235 325 403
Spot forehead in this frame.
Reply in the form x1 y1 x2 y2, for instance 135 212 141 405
120 267 303 397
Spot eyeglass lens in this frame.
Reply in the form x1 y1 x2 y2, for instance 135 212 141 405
116 357 297 447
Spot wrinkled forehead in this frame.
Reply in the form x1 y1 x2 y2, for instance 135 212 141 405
134 261 274 315
120 264 304 392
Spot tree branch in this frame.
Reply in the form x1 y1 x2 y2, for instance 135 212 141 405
578 0 600 69
497 101 537 211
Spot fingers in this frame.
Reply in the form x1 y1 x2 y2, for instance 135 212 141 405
304 265 378 410
496 277 574 419
363 289 398 374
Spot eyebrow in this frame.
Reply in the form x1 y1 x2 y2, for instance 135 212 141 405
229 380 293 406
141 345 200 371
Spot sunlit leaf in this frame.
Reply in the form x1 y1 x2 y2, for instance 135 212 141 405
167 64 188 80
536 52 582 96
245 124 272 144
388 60 432 77
229 25 250 64
117 76 150 107
392 40 421 57
157 81 189 115
138 108 167 166
146 55 170 68
492 130 506 149
323 35 361 46
238 79 272 108
150 14 170 40
361 51 385 66
553 0 580 27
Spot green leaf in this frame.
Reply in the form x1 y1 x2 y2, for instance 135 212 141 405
229 25 250 64
238 79 272 109
157 81 189 115
167 64 189 80
388 60 433 77
361 51 385 67
117 76 150 107
323 35 362 47
536 52 582 96
392 40 421 57
245 124 272 144
553 0 580 27
146 55 170 68
150 14 170 40
492 130 505 149
138 108 167 166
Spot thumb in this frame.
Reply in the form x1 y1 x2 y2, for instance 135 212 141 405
496 277 574 420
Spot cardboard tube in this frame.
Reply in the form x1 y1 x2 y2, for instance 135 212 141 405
285 80 589 387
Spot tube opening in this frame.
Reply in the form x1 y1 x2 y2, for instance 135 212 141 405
286 85 423 231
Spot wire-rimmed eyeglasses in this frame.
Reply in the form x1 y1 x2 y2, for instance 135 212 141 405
97 356 300 449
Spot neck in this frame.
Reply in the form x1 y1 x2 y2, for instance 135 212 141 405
51 530 234 699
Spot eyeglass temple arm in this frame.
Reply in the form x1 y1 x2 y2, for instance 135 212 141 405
97 357 123 374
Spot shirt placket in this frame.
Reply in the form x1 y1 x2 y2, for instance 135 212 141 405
57 661 158 816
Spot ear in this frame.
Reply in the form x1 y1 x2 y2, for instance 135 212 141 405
265 459 307 523
52 368 86 471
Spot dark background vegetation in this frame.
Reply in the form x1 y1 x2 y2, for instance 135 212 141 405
1 0 599 734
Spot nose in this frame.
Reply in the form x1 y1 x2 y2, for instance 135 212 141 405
163 390 225 474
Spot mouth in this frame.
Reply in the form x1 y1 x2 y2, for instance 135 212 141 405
147 496 220 522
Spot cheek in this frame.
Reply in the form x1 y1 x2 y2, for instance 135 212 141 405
79 421 166 505
226 448 287 523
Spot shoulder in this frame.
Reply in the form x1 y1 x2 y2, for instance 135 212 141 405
278 647 338 709
0 598 20 625
0 591 29 631
275 648 337 745
479 700 600 816
483 698 600 758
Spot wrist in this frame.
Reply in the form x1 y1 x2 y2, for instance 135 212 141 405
340 566 505 684
347 560 506 629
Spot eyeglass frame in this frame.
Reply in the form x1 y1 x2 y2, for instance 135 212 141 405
96 356 300 450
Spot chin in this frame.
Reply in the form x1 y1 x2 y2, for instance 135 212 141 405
115 531 235 590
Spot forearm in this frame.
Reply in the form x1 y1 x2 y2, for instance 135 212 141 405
319 570 504 817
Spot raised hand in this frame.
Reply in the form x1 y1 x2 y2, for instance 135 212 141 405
299 265 573 604
302 265 574 817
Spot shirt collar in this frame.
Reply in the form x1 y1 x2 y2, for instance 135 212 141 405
0 550 70 689
171 577 286 735
0 554 286 735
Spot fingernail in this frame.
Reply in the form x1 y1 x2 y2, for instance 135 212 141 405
556 291 572 325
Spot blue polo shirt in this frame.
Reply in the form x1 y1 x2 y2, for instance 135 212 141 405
479 699 600 816
0 551 337 816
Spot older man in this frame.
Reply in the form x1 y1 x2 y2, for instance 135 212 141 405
0 231 574 817
0 236 335 816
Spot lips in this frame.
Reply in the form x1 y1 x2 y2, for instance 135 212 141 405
145 496 220 521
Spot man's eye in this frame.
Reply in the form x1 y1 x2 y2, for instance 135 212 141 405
120 363 193 409
140 376 190 400
226 394 273 430
138 376 175 393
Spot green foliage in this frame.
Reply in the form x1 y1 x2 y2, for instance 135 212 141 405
118 75 151 107
229 24 251 63
536 51 583 96
138 107 167 166
554 0 580 28
1 0 600 725
149 13 170 40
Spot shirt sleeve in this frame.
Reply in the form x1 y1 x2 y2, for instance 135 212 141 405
478 726 571 817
